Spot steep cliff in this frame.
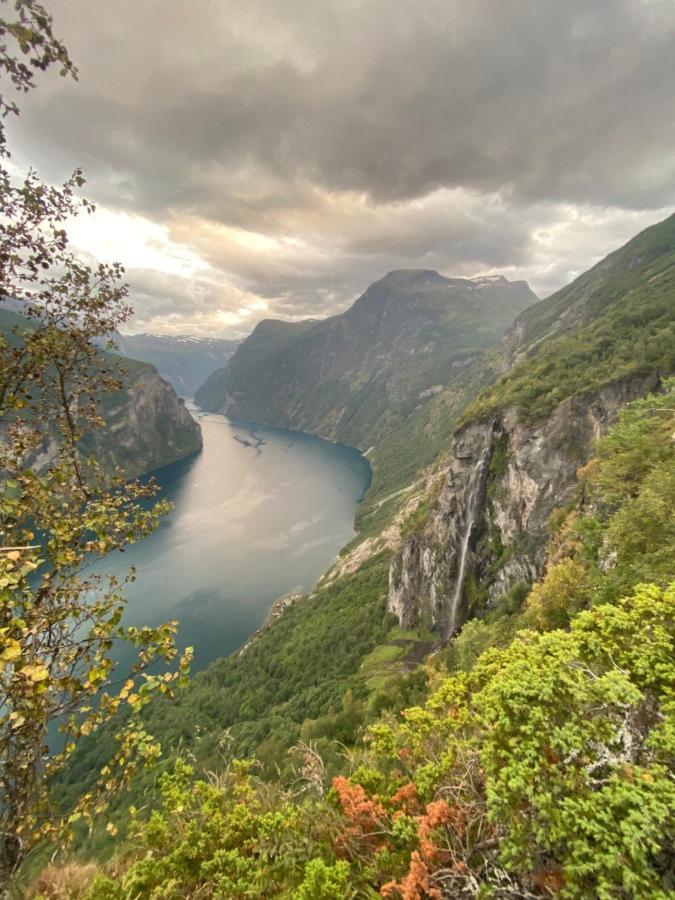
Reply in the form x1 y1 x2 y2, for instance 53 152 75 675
82 362 203 479
388 373 661 636
0 307 202 480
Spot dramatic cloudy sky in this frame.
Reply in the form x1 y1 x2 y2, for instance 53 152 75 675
9 0 675 337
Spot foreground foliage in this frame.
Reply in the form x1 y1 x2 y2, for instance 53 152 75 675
50 582 675 900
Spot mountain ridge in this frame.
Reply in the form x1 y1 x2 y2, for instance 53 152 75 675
462 212 675 426
387 212 675 641
195 270 538 448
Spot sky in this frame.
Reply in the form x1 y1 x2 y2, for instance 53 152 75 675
9 0 675 338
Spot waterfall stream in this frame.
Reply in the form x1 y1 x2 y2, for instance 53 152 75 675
445 442 492 640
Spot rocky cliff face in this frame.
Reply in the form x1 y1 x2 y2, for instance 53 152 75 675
388 372 661 638
85 367 203 479
27 367 203 482
388 215 675 641
1 307 203 480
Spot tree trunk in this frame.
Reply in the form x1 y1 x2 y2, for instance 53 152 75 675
0 829 22 896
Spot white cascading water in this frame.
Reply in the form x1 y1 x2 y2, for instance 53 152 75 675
445 444 492 640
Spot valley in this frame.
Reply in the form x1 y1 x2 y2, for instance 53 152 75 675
111 333 239 398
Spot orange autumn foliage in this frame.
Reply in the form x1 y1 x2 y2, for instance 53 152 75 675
417 799 462 860
380 851 441 900
391 782 418 812
333 776 387 850
379 797 462 898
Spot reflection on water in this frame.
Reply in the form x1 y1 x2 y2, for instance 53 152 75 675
104 411 371 673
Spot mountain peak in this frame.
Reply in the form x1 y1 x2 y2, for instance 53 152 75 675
196 264 537 444
373 270 520 293
365 269 452 295
379 268 445 285
471 274 509 286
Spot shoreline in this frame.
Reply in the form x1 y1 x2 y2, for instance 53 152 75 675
238 592 303 656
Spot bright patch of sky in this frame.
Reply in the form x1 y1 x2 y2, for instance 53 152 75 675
10 0 675 337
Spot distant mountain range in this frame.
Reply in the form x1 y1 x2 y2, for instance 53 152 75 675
113 332 240 397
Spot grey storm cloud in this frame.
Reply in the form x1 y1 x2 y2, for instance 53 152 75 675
8 0 675 335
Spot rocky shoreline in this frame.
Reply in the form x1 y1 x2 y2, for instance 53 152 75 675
238 591 303 655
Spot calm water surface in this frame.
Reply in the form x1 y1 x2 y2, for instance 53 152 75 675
107 410 370 672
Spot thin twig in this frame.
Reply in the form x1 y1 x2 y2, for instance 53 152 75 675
0 545 40 552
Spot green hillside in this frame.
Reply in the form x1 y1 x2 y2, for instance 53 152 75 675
464 213 675 425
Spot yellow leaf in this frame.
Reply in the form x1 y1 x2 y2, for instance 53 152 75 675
22 664 49 682
1 640 21 662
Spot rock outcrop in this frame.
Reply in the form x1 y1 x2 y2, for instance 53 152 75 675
0 306 203 480
26 367 203 482
84 367 203 479
388 372 662 639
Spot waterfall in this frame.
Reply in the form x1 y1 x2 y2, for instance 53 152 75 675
445 441 492 640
